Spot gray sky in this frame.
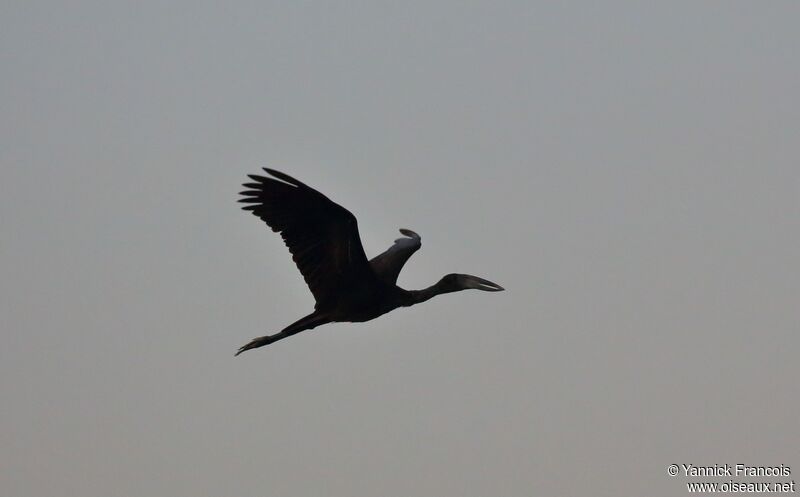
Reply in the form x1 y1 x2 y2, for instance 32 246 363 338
2 2 798 496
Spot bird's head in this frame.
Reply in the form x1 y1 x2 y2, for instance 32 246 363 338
438 273 505 293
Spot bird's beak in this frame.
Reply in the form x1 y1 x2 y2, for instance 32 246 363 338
463 275 505 292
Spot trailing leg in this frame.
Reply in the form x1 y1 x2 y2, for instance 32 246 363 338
235 311 331 356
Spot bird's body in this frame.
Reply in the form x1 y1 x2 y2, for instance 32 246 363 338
236 168 503 355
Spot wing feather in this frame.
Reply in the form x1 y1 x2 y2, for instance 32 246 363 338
239 169 371 307
368 229 421 284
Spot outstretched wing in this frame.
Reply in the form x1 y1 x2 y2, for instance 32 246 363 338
239 168 371 308
369 229 421 284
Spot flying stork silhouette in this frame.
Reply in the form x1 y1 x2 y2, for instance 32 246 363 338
236 168 503 355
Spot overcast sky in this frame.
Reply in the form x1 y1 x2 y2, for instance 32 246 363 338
2 2 798 496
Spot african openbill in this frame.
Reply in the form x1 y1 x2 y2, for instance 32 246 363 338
236 168 504 355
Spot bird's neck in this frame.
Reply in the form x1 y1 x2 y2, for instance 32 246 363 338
404 279 454 306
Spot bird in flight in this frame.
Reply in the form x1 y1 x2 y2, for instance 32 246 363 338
236 168 504 355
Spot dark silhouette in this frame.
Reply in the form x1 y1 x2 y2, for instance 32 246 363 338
236 168 504 355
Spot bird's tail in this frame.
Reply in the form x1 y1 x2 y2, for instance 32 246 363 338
235 311 331 356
